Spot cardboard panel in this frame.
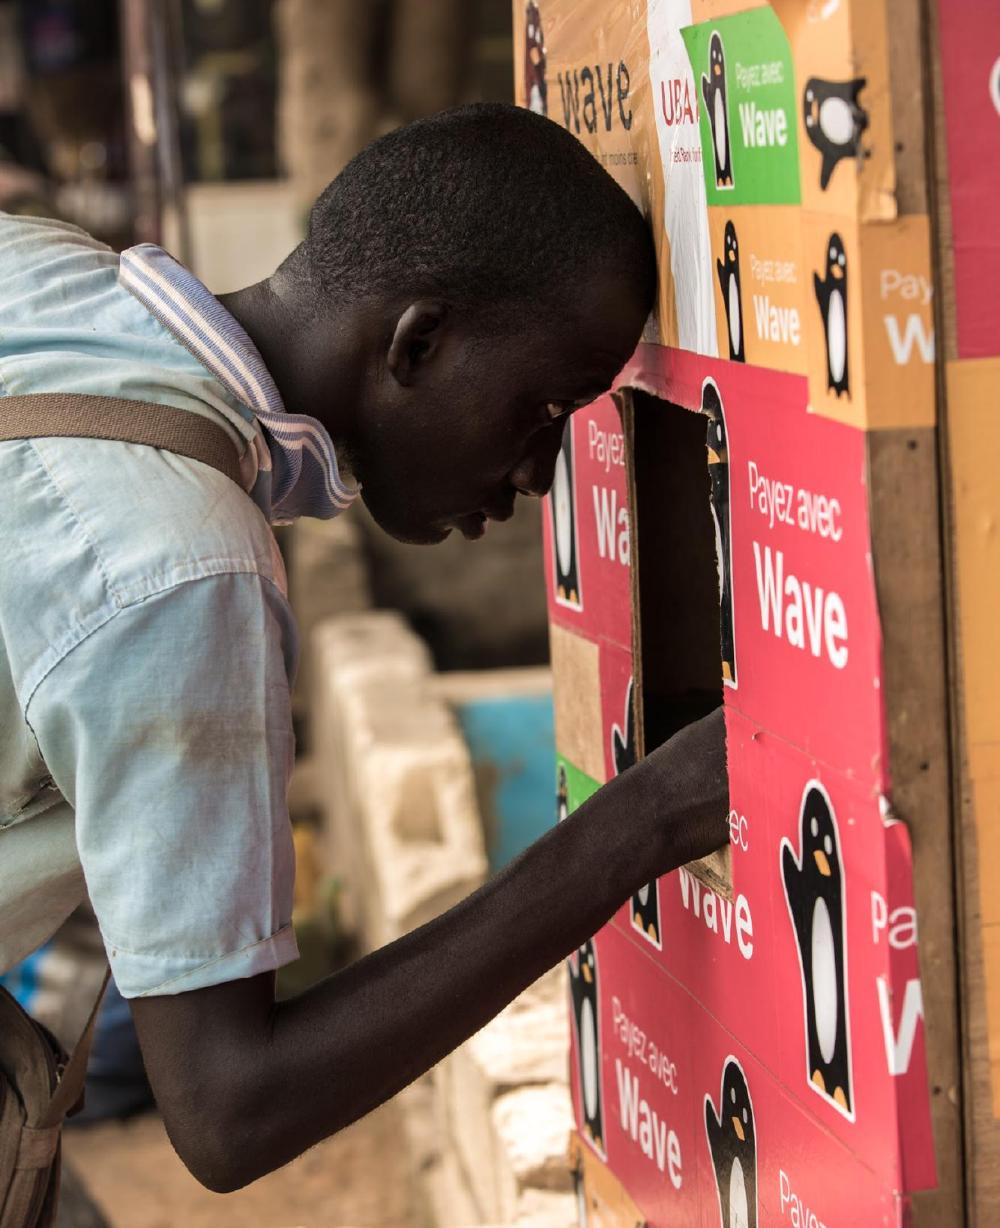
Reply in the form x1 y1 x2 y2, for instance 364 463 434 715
707 204 808 373
550 624 605 783
612 708 780 1068
692 1020 898 1228
743 717 936 1194
623 349 884 787
569 922 906 1226
773 0 896 221
513 0 654 210
567 925 703 1225
524 1 946 1214
947 356 1000 1117
802 215 937 432
858 216 936 430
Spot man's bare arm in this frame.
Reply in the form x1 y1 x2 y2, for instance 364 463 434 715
130 707 728 1192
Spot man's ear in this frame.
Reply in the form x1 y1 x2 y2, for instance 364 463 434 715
387 301 448 386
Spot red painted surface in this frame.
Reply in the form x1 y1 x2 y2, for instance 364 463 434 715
937 2 1000 357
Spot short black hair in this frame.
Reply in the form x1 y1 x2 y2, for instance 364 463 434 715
296 102 656 323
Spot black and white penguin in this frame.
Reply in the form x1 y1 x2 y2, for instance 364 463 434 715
803 77 869 190
611 676 636 776
524 2 547 117
551 422 582 609
569 939 605 1157
630 879 661 949
813 232 849 398
780 782 854 1119
702 32 734 189
705 1057 757 1228
716 220 745 363
556 764 569 824
702 379 736 687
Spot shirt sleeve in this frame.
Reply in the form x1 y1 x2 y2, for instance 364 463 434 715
26 571 300 998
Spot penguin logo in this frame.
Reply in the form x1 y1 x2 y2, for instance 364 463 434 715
611 676 636 777
780 781 854 1120
803 77 869 190
556 764 569 824
569 939 605 1158
702 32 734 189
813 233 849 398
702 379 736 688
551 421 582 610
716 220 745 363
524 2 547 116
705 1057 757 1228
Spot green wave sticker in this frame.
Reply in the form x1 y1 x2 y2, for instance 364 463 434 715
682 7 801 206
556 755 601 822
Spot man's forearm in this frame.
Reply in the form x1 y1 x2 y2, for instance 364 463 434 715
157 752 716 1190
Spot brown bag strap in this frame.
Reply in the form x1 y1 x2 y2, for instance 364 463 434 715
0 393 244 487
38 966 111 1129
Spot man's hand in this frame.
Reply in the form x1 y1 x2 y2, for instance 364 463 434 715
131 706 730 1192
637 705 729 871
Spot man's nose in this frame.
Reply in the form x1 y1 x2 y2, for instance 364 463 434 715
509 421 566 498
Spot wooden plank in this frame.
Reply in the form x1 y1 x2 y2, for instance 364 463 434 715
924 0 1000 1220
867 428 964 1226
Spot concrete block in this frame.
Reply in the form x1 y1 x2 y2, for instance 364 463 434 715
477 1194 580 1228
492 1083 575 1222
289 515 372 717
431 667 552 705
439 968 572 1223
548 625 604 783
464 965 569 1089
310 612 487 948
511 1189 579 1228
423 1146 485 1228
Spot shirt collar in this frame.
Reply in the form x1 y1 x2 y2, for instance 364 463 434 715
119 242 359 523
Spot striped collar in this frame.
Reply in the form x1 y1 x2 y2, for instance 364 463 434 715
119 242 359 523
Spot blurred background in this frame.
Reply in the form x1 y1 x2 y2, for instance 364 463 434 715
1 4 576 1226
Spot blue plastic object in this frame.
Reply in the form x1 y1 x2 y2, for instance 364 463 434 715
454 691 556 871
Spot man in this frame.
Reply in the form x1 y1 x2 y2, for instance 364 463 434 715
0 103 728 1191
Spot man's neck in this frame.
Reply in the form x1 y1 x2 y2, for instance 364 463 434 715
218 278 360 451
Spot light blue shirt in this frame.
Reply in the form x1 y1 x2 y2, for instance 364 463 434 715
0 214 354 996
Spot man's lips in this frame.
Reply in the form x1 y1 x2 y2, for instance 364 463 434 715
453 502 516 540
455 512 488 540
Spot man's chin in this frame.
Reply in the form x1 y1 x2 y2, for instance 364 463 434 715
384 523 453 546
362 495 452 545
378 517 453 546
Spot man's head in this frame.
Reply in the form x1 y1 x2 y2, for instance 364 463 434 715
270 102 655 543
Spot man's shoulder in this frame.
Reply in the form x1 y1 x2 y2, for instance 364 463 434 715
59 437 285 603
6 432 285 614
